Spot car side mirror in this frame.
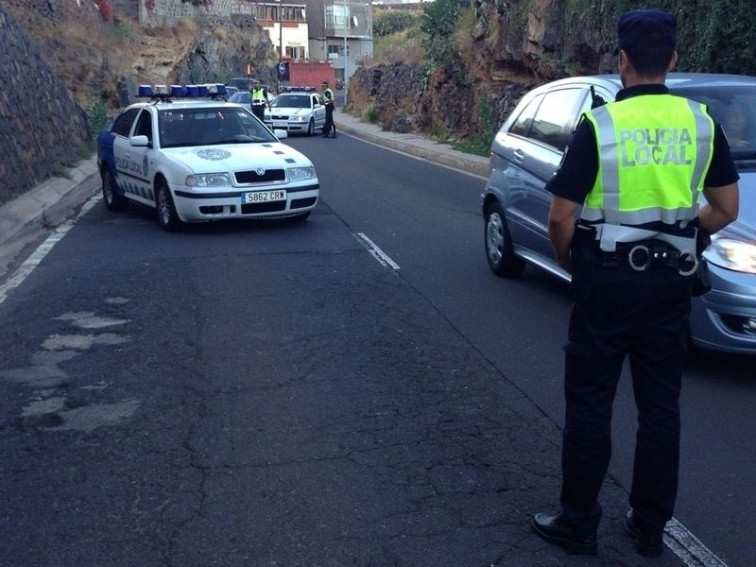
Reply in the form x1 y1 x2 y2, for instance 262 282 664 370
130 135 149 147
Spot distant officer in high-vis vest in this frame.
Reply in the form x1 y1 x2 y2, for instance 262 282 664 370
532 8 739 558
250 80 268 121
321 81 336 138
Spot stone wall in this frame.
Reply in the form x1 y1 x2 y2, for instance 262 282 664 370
0 5 90 208
347 63 532 140
138 0 258 27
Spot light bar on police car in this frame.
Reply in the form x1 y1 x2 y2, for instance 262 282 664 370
137 83 228 100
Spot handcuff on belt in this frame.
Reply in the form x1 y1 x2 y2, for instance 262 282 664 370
625 244 698 276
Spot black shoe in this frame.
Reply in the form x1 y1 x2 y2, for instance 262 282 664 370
331 134 337 138
532 512 597 555
321 134 329 138
624 511 664 557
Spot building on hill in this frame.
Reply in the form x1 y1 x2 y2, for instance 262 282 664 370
135 0 372 90
301 0 374 86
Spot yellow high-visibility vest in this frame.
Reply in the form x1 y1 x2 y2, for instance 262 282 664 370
251 87 266 103
581 94 714 227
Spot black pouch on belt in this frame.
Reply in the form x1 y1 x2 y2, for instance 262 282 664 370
692 229 712 297
569 225 596 302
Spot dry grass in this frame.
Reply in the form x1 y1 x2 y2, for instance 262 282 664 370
454 7 478 69
178 18 198 33
485 10 501 50
370 30 426 66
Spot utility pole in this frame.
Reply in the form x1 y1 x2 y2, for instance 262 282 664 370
343 0 348 106
279 0 284 89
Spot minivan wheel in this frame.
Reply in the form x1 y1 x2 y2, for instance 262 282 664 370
485 202 525 277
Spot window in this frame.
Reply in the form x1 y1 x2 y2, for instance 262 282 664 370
111 108 140 137
285 46 304 59
510 89 586 152
325 5 348 30
327 44 348 57
529 88 587 151
134 110 153 139
251 4 276 20
509 95 541 139
281 6 305 22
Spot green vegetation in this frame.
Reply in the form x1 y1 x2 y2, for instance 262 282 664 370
451 89 498 157
87 96 109 141
373 10 419 37
451 136 490 157
368 0 756 158
363 107 379 123
421 0 466 65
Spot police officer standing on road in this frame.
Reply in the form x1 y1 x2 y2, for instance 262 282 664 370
321 81 337 138
250 79 268 122
532 8 739 558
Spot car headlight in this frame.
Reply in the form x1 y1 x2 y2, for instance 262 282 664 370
292 115 306 122
287 166 316 182
703 237 756 274
185 173 231 187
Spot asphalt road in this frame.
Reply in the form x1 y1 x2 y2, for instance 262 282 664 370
0 130 753 566
297 133 756 567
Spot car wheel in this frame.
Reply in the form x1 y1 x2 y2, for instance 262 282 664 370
485 202 525 277
155 181 183 232
307 119 315 136
101 168 127 211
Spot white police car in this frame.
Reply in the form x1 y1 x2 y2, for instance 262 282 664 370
264 88 326 136
96 84 320 231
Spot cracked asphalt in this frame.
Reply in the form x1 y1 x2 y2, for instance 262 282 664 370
0 111 692 566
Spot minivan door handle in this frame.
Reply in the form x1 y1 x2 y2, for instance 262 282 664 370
513 149 526 161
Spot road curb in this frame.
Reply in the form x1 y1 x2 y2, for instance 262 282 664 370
0 156 99 280
335 113 490 178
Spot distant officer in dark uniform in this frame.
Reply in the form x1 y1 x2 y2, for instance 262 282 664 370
321 81 336 138
250 79 268 122
532 8 739 557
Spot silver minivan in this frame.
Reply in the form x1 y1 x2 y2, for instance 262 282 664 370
481 73 756 354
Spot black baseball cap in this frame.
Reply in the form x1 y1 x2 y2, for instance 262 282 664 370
614 8 676 55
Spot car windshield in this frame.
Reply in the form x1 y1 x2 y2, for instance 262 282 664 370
228 92 250 103
671 85 756 159
272 95 310 109
158 107 277 148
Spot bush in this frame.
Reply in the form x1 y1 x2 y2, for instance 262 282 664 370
373 10 421 37
87 97 109 140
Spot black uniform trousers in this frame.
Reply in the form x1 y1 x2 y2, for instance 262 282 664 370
252 103 266 122
560 256 693 537
323 102 335 136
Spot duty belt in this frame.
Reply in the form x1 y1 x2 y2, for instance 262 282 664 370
595 240 698 276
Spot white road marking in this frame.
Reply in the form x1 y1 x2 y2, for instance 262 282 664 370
665 517 729 566
0 193 100 306
355 232 400 270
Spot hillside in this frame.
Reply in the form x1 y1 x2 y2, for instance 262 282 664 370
2 0 276 115
3 0 756 204
0 0 277 206
351 0 756 152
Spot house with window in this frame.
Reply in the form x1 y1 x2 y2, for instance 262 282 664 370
248 1 310 61
301 0 373 84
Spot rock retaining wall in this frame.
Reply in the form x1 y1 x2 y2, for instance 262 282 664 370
0 5 90 208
